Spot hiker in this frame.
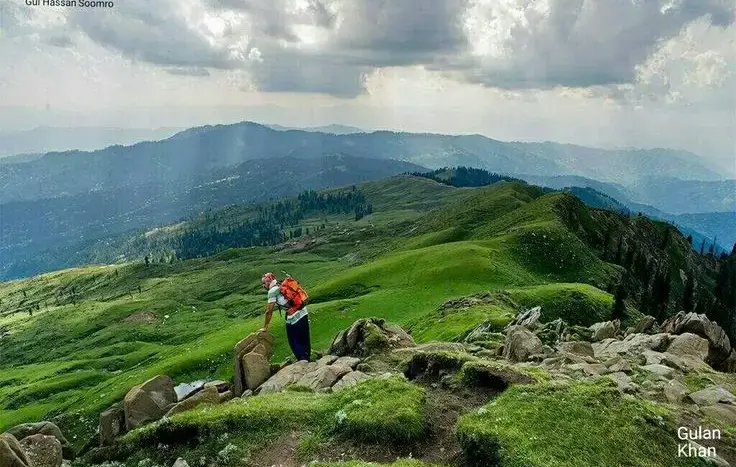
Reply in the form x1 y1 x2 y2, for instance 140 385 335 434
259 272 312 361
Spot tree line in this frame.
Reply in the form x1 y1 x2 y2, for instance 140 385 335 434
411 166 523 187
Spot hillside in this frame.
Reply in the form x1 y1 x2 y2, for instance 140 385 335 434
2 175 731 464
0 156 423 281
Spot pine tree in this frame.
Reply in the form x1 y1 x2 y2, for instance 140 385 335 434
612 278 628 320
687 235 693 246
700 239 706 255
682 273 695 312
614 237 624 264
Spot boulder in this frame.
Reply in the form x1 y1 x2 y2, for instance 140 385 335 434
589 321 618 342
503 325 544 363
204 380 230 393
634 315 657 334
173 458 190 467
606 372 636 393
7 422 73 460
19 434 62 467
0 433 32 467
505 306 542 330
568 363 609 376
641 364 676 379
233 331 275 396
660 312 732 370
259 361 319 394
332 371 371 392
123 375 177 430
174 381 206 402
592 333 671 360
242 351 271 391
689 386 736 407
99 402 126 446
664 380 688 404
701 403 736 426
328 318 414 357
666 333 710 361
559 341 595 358
332 356 361 369
166 386 220 417
608 359 633 374
218 390 233 403
296 365 352 391
316 355 339 365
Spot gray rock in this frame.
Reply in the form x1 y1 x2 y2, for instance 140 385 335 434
316 355 339 365
172 458 190 467
608 359 632 373
123 375 177 430
686 441 730 467
661 311 732 371
592 333 671 360
559 341 595 358
232 331 274 396
503 325 543 363
99 402 126 446
7 422 73 460
166 386 220 417
568 363 608 376
259 361 319 394
0 433 32 467
506 306 542 330
242 351 271 391
297 365 352 391
607 372 636 393
664 380 688 404
174 381 206 402
667 333 710 361
689 386 736 407
332 356 361 369
634 315 656 334
218 390 233 403
332 371 371 392
241 389 253 398
701 403 736 426
19 434 62 467
641 364 676 379
589 321 617 342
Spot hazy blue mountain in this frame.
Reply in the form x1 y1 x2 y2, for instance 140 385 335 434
0 126 182 158
623 177 736 214
266 123 366 134
1 121 723 204
0 155 424 280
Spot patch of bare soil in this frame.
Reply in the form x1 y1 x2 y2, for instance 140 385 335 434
123 310 158 323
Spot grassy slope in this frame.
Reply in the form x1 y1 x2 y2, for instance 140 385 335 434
0 177 626 445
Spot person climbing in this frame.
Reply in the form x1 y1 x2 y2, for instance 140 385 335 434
259 272 312 361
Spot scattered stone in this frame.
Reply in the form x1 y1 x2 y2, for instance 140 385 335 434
241 351 271 391
505 306 542 330
332 356 361 369
608 359 632 374
7 422 73 460
689 386 736 407
661 311 732 371
166 386 220 417
99 402 126 446
535 318 567 346
297 364 352 391
559 341 595 358
218 390 233 403
589 321 618 342
241 390 253 398
204 380 230 393
664 380 688 404
592 333 671 360
607 372 636 393
19 434 62 467
332 371 371 392
329 318 415 357
568 363 609 376
123 375 177 430
259 361 319 394
172 458 190 467
316 355 338 365
174 381 206 401
634 315 656 334
641 364 676 379
233 331 275 396
701 403 736 426
355 362 374 373
0 433 32 467
503 325 543 363
667 333 710 361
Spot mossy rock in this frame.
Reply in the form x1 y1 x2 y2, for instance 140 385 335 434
457 379 710 467
403 350 477 382
461 360 537 390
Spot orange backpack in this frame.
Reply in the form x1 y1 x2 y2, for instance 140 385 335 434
279 276 309 314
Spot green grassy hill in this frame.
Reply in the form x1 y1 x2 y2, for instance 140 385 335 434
0 175 725 453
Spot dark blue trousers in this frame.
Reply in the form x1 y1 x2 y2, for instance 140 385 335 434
286 316 311 361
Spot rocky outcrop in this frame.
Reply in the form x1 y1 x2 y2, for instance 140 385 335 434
589 320 619 342
0 433 32 467
688 386 736 407
19 434 62 467
233 331 275 396
634 315 657 334
123 375 177 430
660 312 732 370
503 326 543 363
592 333 671 360
666 333 710 361
166 386 220 417
6 422 73 460
332 371 371 392
258 352 372 394
558 341 595 358
329 318 414 357
99 402 126 446
505 306 542 330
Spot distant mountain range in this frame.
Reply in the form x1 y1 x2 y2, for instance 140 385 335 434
265 123 366 134
0 126 182 158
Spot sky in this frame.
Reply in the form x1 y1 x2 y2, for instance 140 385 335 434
0 0 735 174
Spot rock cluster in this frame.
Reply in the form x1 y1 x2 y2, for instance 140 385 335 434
1 422 72 467
328 317 415 357
233 331 274 397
